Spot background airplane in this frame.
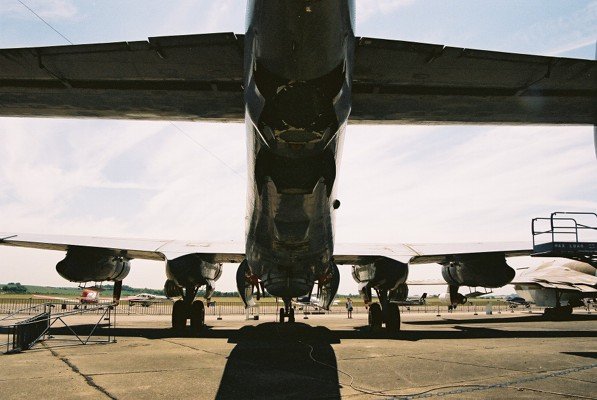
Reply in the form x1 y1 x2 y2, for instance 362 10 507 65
504 294 531 308
393 293 427 306
513 260 597 318
124 292 171 307
33 286 103 304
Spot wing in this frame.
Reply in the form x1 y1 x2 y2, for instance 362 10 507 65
351 37 597 124
2 34 595 124
512 265 597 294
0 232 244 264
333 241 532 265
0 33 245 121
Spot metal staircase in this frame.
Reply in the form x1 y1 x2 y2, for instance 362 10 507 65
531 211 597 266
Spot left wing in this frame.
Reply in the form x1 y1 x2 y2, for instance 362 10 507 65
0 33 245 121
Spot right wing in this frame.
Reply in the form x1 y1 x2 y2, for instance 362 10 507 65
351 37 597 125
0 232 244 264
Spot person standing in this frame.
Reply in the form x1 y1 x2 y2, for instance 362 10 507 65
346 298 353 319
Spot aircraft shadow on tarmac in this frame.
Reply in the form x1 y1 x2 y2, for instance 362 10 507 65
214 322 341 400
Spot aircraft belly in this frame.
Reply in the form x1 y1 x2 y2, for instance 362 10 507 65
244 121 344 298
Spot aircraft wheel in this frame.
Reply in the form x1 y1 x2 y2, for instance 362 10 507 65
172 300 188 330
279 308 286 323
288 307 295 323
562 305 573 316
385 303 401 333
190 300 205 333
368 302 383 331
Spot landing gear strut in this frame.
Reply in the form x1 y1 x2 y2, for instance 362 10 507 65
171 285 205 332
366 288 401 333
279 297 295 323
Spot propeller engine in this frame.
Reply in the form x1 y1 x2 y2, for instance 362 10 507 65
441 253 515 288
351 257 409 303
56 247 130 282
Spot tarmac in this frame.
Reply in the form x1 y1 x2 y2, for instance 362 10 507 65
0 310 595 400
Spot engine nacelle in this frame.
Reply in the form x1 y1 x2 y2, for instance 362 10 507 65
352 257 409 302
56 247 130 282
166 254 222 293
441 253 515 288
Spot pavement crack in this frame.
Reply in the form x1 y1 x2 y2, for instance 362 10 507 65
88 367 204 377
43 343 118 400
160 338 229 358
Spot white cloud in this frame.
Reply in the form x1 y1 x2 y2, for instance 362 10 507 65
356 0 415 23
0 0 78 20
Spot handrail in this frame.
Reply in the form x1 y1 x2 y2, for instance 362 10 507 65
532 212 597 247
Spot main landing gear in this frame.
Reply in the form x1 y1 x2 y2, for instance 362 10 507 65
367 289 401 334
279 297 295 323
543 291 574 320
172 285 205 333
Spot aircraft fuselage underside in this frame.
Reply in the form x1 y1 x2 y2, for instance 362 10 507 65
241 0 355 300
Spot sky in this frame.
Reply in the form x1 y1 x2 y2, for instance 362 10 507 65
0 0 595 297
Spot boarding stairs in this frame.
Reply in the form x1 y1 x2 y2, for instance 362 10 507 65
0 301 116 354
531 212 597 266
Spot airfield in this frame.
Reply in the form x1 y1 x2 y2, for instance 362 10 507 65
1 310 595 400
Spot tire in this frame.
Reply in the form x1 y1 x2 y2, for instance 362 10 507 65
368 303 383 331
288 307 295 323
279 307 286 323
385 303 401 333
172 300 188 330
190 300 205 333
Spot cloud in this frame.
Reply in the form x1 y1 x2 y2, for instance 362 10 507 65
0 0 78 20
356 0 415 23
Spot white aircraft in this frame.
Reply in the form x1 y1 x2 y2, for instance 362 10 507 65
124 293 171 307
512 260 597 318
294 295 339 311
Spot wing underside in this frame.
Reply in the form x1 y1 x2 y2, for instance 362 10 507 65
1 232 531 268
0 34 594 124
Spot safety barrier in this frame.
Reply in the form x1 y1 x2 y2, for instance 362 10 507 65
1 302 115 353
0 297 544 317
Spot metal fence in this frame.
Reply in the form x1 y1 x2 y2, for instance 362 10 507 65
0 298 545 317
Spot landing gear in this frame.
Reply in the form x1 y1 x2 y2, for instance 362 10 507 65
172 300 188 330
543 291 574 320
279 298 295 323
171 285 205 332
385 302 401 334
544 305 573 320
190 300 205 332
368 302 383 331
366 289 401 333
